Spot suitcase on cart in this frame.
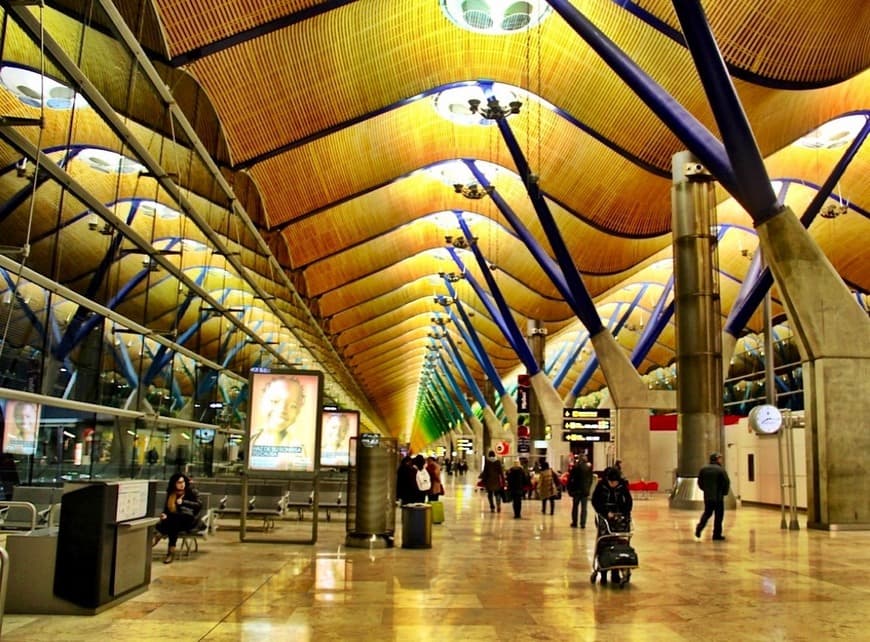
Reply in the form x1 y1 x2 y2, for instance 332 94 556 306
430 500 444 524
598 542 638 569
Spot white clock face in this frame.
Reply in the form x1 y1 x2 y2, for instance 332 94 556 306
750 405 783 434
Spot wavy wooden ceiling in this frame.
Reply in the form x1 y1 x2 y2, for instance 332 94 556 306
5 1 868 442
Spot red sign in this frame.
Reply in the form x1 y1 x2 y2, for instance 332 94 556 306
517 424 530 438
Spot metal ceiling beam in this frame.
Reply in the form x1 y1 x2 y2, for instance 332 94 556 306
4 1 376 427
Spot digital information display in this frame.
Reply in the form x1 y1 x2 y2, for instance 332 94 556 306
562 408 612 442
246 369 323 472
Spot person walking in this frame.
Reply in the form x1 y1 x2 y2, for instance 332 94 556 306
567 454 594 528
480 450 505 513
537 461 559 515
695 452 730 541
505 458 527 519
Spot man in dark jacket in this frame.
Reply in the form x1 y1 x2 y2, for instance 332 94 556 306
567 454 594 528
695 452 730 541
505 459 528 519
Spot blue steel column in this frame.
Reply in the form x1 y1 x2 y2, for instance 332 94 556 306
453 215 565 431
445 246 532 367
438 324 504 438
544 0 738 198
723 116 870 361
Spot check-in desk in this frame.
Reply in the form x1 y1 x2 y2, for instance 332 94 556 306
5 480 159 614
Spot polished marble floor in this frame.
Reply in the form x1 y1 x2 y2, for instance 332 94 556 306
3 476 870 641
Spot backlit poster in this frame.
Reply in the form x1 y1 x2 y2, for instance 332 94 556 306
246 370 323 472
2 399 41 455
320 409 359 467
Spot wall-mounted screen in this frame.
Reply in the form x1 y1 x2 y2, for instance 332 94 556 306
320 409 359 467
2 399 41 455
246 370 323 472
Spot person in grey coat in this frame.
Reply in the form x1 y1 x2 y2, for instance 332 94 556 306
695 452 730 541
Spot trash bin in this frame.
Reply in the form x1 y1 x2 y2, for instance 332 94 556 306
401 503 432 549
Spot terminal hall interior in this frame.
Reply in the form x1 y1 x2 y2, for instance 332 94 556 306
0 0 868 639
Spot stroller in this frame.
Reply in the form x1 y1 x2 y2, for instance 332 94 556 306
590 512 637 587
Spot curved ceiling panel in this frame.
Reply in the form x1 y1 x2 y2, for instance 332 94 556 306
1 1 867 444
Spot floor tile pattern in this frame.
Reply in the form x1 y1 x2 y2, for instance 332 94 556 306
3 476 869 641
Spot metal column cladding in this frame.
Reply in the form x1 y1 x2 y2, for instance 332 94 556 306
671 151 723 490
345 435 397 549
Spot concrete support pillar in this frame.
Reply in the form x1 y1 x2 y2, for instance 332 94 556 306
587 327 675 483
757 208 870 529
669 152 723 509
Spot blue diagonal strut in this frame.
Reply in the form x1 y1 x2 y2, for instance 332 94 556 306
670 0 781 223
480 107 604 333
544 0 739 199
725 115 870 335
453 214 539 372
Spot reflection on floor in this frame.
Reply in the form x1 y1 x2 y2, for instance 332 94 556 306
3 476 870 641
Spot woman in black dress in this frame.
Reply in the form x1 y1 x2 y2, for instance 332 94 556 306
153 472 202 563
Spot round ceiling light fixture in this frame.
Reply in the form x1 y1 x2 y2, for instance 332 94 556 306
440 0 552 34
795 114 867 150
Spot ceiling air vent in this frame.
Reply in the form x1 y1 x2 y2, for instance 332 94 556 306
441 0 550 35
462 0 493 30
501 2 533 31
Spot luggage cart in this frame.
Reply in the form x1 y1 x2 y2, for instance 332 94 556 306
590 512 637 587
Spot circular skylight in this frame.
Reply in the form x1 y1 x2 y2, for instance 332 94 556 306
429 210 489 230
795 115 867 150
421 158 515 188
136 200 182 220
80 148 146 175
0 65 88 110
433 83 523 126
440 0 551 34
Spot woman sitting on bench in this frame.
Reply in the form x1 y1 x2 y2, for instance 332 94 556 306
153 473 203 564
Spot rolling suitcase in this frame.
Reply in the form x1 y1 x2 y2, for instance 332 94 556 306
430 500 445 524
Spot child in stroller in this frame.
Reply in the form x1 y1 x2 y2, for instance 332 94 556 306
590 467 636 586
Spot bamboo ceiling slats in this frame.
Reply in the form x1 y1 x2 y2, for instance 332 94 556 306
3 1 867 436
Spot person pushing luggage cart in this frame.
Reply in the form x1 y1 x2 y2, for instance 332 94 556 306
590 466 637 587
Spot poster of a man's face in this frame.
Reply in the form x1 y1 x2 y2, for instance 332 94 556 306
247 371 322 471
320 410 359 467
3 400 41 455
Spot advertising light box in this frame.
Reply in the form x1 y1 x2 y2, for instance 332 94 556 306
2 399 41 455
320 409 359 467
246 369 323 472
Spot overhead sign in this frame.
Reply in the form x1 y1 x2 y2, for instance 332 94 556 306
562 408 612 442
562 431 611 442
456 437 474 452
